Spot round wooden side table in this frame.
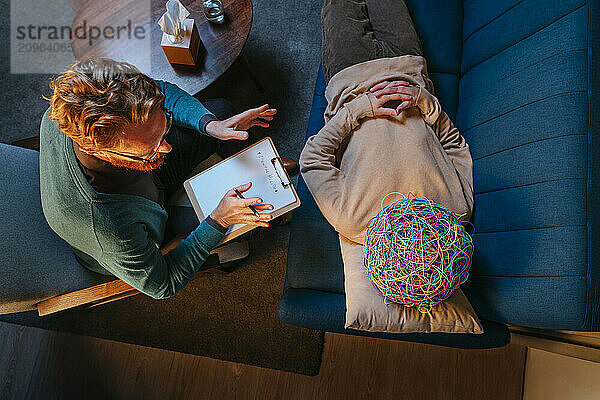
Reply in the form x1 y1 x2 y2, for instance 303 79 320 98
71 0 252 94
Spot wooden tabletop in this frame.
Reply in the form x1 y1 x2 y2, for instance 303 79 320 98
71 0 252 94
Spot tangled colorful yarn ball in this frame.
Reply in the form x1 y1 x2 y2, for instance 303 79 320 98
363 193 474 313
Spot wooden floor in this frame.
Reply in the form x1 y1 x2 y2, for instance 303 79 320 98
0 321 526 400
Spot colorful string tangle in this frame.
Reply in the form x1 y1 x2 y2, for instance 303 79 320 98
363 193 474 313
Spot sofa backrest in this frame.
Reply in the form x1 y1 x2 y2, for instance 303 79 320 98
456 0 599 330
0 143 112 314
406 0 463 122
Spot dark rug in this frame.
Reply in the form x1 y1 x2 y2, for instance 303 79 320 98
2 227 323 375
1 0 324 376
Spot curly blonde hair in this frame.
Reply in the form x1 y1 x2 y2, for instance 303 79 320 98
47 57 165 150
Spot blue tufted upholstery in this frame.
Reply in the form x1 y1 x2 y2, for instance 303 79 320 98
457 0 600 330
279 0 600 339
405 0 463 121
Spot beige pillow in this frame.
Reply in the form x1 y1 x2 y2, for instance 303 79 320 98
340 235 483 334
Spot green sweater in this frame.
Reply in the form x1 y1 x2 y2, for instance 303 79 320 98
39 80 225 299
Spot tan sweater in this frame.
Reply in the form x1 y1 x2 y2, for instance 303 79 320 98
300 55 474 245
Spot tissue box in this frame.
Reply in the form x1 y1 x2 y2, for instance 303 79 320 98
160 19 202 66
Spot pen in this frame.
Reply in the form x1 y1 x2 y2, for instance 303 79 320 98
233 187 260 217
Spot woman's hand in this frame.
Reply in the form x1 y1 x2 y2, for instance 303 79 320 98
209 182 274 228
204 104 277 141
367 80 420 117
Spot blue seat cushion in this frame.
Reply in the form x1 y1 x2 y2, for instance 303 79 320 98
278 288 509 349
284 67 344 295
0 144 113 314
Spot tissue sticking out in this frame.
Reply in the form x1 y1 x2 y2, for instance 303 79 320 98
157 0 190 44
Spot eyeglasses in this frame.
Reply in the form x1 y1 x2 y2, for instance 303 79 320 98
103 108 173 163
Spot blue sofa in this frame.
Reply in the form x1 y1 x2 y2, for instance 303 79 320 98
278 0 600 347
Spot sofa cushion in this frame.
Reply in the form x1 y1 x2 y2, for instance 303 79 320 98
457 0 600 329
0 143 112 314
284 67 345 294
461 0 586 75
278 288 510 349
406 0 462 121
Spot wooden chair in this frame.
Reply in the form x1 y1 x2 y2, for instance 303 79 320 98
36 280 139 316
34 239 236 315
6 136 138 316
33 236 189 316
7 136 248 316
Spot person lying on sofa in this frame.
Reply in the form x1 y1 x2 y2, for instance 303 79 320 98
301 0 473 243
299 0 480 333
40 57 277 299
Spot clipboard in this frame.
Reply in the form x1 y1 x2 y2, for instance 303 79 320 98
184 137 301 244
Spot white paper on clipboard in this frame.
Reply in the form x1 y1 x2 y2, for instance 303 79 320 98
184 137 300 244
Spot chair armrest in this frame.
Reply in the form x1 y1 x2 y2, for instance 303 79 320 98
11 135 40 151
36 279 137 316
